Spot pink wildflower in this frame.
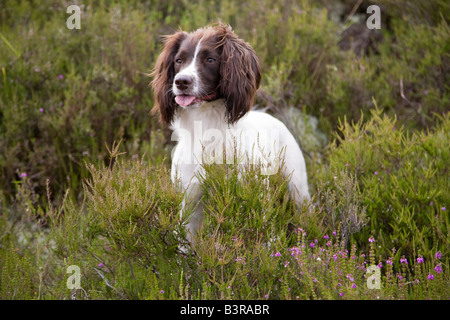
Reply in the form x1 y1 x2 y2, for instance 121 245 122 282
435 264 442 274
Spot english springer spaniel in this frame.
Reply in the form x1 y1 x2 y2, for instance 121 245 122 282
151 24 311 242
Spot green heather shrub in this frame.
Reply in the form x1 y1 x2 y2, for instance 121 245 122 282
48 146 193 299
0 0 164 206
0 185 54 299
0 235 39 299
45 150 316 299
1 143 448 299
188 158 314 299
313 108 449 263
326 13 449 131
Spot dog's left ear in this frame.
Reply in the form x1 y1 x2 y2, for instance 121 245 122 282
218 26 261 124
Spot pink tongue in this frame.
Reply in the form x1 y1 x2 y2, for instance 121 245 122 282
175 95 196 107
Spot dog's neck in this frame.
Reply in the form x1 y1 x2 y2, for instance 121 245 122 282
170 98 230 134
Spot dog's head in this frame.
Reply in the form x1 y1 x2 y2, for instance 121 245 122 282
151 24 261 125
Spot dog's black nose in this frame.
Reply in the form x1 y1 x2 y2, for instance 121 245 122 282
175 75 193 91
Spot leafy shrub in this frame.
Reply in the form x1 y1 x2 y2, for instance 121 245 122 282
48 144 192 299
327 13 449 131
313 107 449 262
1 142 448 300
0 0 165 207
0 236 39 299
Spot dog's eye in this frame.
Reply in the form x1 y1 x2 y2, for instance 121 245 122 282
206 57 216 63
175 58 183 64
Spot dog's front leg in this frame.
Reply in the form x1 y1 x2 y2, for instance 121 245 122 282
172 161 205 245
181 178 205 243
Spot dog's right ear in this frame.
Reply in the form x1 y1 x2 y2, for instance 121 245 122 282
151 31 187 125
217 25 261 124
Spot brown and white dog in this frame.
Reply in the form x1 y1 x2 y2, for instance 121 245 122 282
151 24 310 241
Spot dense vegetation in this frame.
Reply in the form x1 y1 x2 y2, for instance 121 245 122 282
0 0 448 299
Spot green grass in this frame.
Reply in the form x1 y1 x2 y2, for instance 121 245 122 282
0 0 448 300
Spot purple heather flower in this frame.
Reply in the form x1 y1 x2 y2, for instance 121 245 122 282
284 261 290 268
160 290 165 294
435 264 442 274
235 257 246 264
374 171 379 175
290 247 302 256
344 163 350 167
424 90 428 95
58 74 63 79
39 108 44 112
333 230 337 237
323 234 329 240
427 274 434 280
351 283 356 289
400 258 408 264
275 251 281 257
333 254 338 262
339 292 344 297
441 207 446 211
378 262 383 269
368 236 375 243
264 294 269 299
435 251 441 260
312 278 317 282
310 243 315 248
19 172 27 178
386 259 393 265
97 263 104 267
417 256 424 264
